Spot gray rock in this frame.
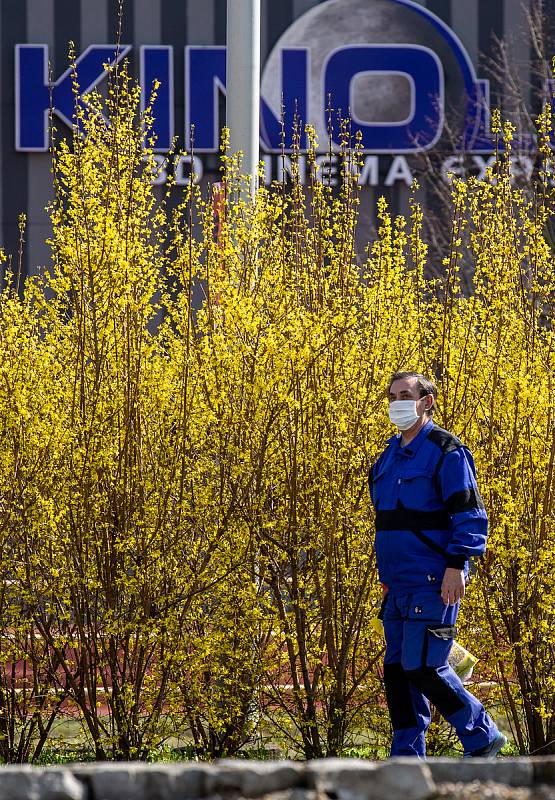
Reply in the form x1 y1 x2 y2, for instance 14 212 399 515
427 759 534 788
533 785 555 800
259 790 323 800
41 771 87 800
306 756 377 795
533 758 555 785
307 757 435 800
71 762 207 800
207 760 304 797
0 767 40 800
434 780 532 800
0 767 85 800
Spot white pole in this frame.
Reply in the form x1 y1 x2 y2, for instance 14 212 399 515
226 0 261 200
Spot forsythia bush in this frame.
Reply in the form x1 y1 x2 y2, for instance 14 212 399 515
0 62 554 760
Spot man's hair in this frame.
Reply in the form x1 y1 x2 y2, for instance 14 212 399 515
387 371 438 417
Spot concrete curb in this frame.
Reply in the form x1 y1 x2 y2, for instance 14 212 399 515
0 758 554 800
425 758 535 787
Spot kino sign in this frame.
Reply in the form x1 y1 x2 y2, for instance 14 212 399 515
15 0 495 157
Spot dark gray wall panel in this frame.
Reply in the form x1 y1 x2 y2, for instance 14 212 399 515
81 0 108 48
479 0 504 103
108 0 133 46
55 0 80 73
2 0 27 274
162 0 187 149
187 0 215 45
26 0 54 276
452 0 478 67
214 0 226 44
427 0 451 27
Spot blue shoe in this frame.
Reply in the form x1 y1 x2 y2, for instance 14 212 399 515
463 732 508 758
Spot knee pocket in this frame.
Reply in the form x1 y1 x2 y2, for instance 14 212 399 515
405 665 436 682
383 663 418 730
405 666 465 718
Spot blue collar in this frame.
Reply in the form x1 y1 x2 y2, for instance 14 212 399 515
395 419 434 457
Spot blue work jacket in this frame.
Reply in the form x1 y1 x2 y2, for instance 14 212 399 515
368 420 488 591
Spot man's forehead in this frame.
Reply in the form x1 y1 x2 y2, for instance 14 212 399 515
389 378 419 395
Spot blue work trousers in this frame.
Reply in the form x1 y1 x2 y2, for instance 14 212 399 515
382 590 498 757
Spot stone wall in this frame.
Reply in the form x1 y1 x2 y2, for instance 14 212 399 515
2 757 555 800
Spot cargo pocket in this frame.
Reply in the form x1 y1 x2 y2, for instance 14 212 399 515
401 592 449 671
426 625 456 667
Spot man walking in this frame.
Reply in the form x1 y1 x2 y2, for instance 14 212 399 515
368 371 506 759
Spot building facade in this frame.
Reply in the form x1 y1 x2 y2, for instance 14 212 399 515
1 0 550 278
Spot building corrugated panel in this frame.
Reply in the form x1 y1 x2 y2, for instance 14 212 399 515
1 0 540 278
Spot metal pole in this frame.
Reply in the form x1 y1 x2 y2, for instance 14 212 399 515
226 0 261 200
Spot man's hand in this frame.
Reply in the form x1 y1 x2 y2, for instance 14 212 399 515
441 568 465 605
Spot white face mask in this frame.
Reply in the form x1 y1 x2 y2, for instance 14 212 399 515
388 399 421 431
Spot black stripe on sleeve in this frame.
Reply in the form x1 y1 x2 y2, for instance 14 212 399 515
444 487 485 514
